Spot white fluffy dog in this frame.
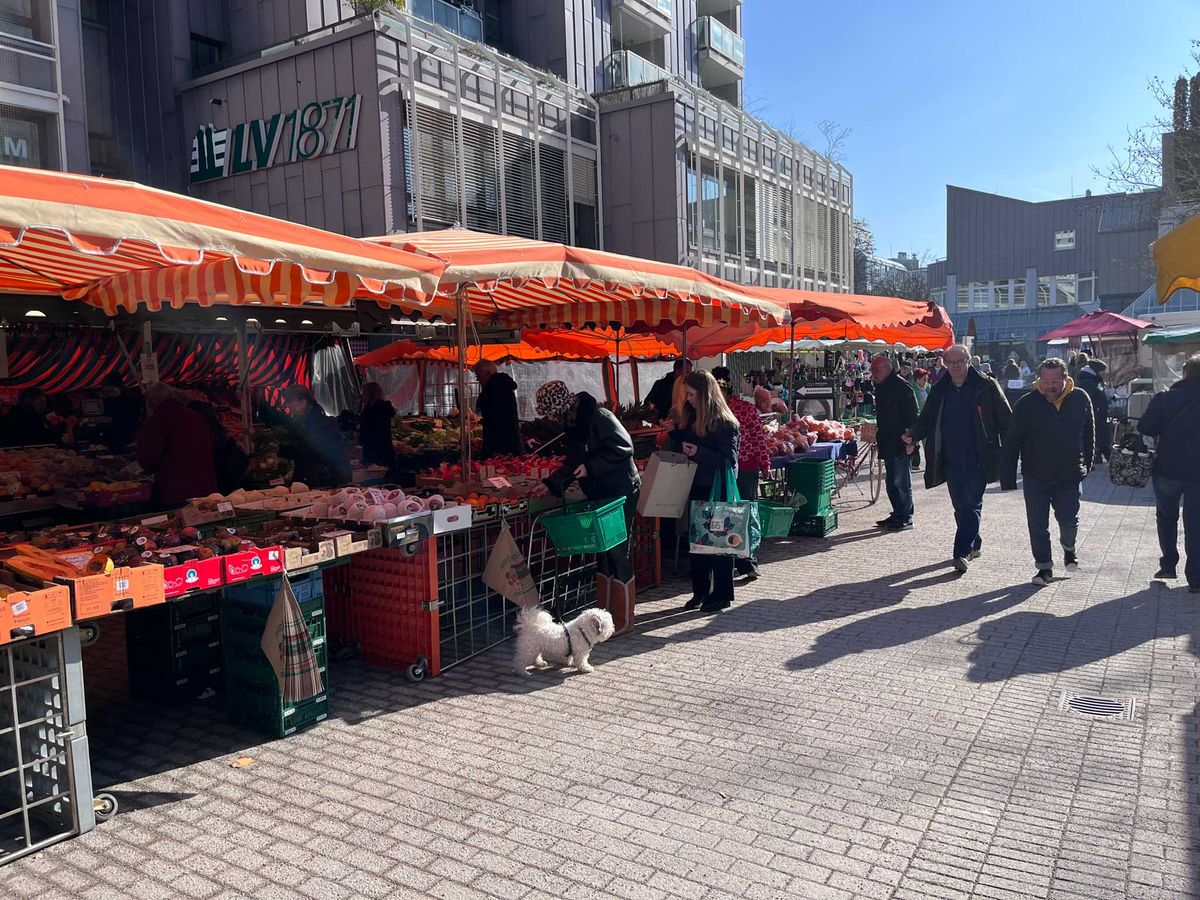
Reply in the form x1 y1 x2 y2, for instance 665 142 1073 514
514 606 615 675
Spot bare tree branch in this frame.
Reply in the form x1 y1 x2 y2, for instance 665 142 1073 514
817 119 851 164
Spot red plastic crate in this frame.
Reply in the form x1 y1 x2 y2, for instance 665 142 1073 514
324 543 440 677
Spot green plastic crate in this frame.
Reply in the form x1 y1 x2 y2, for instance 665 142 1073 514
539 497 628 555
756 501 797 538
793 509 838 538
786 459 836 491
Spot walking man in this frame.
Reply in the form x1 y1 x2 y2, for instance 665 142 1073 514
903 344 1012 572
1000 358 1094 586
1138 353 1200 593
870 354 919 531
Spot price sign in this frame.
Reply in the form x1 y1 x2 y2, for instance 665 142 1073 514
486 476 512 489
269 477 286 487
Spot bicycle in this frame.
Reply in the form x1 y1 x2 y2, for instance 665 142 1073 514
834 436 882 502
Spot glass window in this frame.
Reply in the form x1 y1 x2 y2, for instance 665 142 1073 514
803 165 813 186
957 285 969 310
993 280 1009 309
1054 230 1075 250
816 172 826 192
1012 280 1026 307
1078 271 1096 304
190 33 226 74
1055 273 1076 306
0 0 50 42
0 105 57 169
1037 276 1052 307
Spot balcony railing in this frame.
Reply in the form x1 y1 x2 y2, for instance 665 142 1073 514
695 16 744 67
613 0 672 41
410 0 484 43
605 51 670 91
0 31 57 95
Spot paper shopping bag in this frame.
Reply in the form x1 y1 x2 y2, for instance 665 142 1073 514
483 520 541 607
636 451 697 518
260 575 325 704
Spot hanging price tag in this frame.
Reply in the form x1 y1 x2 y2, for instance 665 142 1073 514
486 476 512 490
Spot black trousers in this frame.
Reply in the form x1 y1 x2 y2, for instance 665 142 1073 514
691 555 735 604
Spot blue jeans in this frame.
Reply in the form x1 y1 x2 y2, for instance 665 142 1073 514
1153 475 1200 586
1022 477 1082 569
883 455 914 523
944 463 987 559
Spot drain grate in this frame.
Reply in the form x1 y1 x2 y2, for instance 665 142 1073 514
1059 692 1137 721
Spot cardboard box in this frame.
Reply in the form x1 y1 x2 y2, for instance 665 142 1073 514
162 556 224 599
222 546 284 584
0 584 72 645
71 563 166 620
326 527 383 557
636 451 697 518
282 539 336 572
180 499 236 527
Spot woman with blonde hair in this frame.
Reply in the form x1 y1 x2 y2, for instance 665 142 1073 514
669 370 741 613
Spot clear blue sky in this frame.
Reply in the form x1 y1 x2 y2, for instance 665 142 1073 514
743 1 1200 262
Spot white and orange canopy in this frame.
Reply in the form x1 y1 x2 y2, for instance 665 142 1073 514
0 166 444 314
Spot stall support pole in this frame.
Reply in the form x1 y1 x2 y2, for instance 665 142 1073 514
236 323 252 454
614 331 621 406
788 320 797 420
681 323 689 361
455 287 470 471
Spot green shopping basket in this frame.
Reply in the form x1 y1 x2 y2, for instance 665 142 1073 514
539 497 629 556
756 500 797 538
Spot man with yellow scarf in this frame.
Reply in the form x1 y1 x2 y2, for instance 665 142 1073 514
1000 358 1095 586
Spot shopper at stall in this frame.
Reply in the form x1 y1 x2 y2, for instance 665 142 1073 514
100 371 144 450
903 344 1012 573
928 354 947 385
871 354 920 531
1138 353 1200 593
473 360 522 459
280 384 351 488
1075 358 1111 463
646 358 691 421
670 370 741 614
1003 358 1021 382
1 388 57 447
714 367 768 579
533 380 640 636
1000 358 1094 586
358 382 397 474
136 384 218 508
189 400 249 495
909 368 930 470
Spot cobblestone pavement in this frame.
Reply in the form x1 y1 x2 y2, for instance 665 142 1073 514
3 471 1198 899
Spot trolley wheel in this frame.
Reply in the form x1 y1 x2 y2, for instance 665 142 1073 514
78 622 101 648
406 655 428 683
93 792 118 822
400 541 418 558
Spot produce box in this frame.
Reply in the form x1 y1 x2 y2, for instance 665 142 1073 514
55 482 153 510
0 582 72 645
180 498 237 527
70 563 166 620
223 546 284 584
326 527 383 557
282 539 336 572
162 556 225 599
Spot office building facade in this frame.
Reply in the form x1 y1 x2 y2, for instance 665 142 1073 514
41 1 850 293
926 185 1158 360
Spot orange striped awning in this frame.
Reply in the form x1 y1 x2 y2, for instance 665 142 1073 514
752 289 945 328
724 303 955 352
0 166 444 314
365 229 787 329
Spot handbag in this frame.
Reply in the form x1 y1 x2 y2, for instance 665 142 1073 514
1108 432 1153 488
688 466 761 558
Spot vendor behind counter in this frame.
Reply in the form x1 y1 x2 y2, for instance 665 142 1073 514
137 383 218 507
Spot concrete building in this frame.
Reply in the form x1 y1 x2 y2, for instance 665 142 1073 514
11 1 851 293
926 185 1158 360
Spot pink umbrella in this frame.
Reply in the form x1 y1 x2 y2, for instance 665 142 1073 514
1037 310 1156 342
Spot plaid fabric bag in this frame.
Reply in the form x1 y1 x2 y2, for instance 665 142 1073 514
260 575 325 704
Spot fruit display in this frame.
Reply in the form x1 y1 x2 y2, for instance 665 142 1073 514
247 427 293 485
796 416 856 443
0 447 108 497
393 417 466 453
420 454 565 485
765 419 813 457
298 486 448 521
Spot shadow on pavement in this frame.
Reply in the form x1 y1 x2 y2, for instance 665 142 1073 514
786 581 1039 672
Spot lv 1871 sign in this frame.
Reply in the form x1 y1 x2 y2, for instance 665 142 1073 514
189 94 361 184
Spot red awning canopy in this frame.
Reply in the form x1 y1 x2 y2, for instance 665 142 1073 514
364 229 787 329
1037 310 1156 342
722 302 954 352
0 166 444 314
355 328 679 368
753 289 943 328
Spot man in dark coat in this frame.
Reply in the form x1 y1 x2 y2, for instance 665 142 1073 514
1139 353 1200 592
474 360 522 459
645 358 691 422
870 354 919 531
904 344 1012 572
281 385 351 488
1074 359 1110 462
1000 358 1094 586
136 384 218 507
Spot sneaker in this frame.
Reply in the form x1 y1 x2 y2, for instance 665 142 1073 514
1155 568 1178 580
968 547 982 561
1064 551 1078 572
683 595 708 611
1032 569 1053 586
883 520 913 532
875 517 897 527
952 557 969 573
699 598 732 613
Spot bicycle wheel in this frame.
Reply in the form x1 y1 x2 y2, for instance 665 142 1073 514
869 446 883 502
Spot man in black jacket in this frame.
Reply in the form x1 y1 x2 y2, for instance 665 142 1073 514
1000 358 1094 586
474 360 522 459
870 354 919 531
645 358 691 422
1139 354 1200 592
904 344 1012 572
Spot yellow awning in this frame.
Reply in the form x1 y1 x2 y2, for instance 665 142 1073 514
1154 211 1200 302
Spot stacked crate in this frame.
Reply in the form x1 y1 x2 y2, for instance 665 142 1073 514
221 571 328 737
787 459 838 537
630 514 661 590
323 544 439 677
126 592 223 704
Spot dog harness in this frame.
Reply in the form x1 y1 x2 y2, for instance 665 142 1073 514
563 619 596 658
